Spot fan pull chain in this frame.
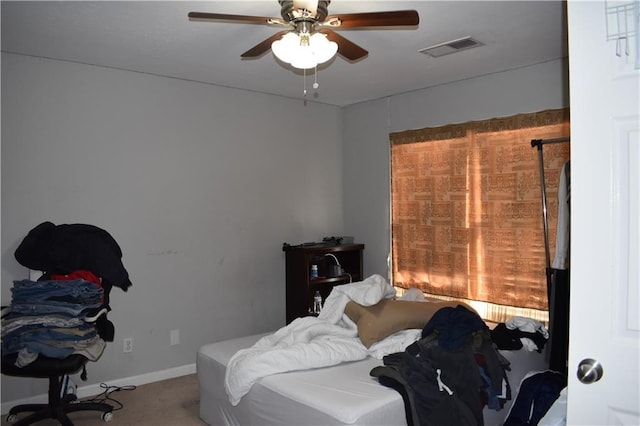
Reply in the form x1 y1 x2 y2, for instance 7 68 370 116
313 65 319 90
302 67 320 102
303 67 307 97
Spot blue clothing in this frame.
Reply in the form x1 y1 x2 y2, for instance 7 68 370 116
10 303 95 317
421 305 488 350
504 370 566 426
9 279 103 317
2 327 96 357
9 341 75 360
1 279 104 365
11 279 103 305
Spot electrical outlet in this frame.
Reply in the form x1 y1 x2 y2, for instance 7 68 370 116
123 337 133 353
170 329 180 346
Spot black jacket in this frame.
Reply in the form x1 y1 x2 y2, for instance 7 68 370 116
14 221 132 293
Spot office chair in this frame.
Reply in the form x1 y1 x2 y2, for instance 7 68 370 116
2 221 132 425
2 291 116 426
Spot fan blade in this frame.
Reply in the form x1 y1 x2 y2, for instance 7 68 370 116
324 10 419 28
188 11 281 25
319 29 368 61
241 31 290 58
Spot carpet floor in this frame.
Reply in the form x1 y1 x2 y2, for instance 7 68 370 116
2 374 206 426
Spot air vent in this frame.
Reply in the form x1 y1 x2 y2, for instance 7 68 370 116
419 36 483 58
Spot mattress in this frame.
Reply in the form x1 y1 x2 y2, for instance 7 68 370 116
197 332 548 426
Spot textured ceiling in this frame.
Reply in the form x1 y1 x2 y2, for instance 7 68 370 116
1 1 568 106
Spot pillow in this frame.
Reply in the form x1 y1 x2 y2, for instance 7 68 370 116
345 298 472 348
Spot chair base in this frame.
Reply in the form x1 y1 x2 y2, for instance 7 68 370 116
7 394 113 426
3 354 113 425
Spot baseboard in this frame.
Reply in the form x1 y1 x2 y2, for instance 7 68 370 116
1 363 197 415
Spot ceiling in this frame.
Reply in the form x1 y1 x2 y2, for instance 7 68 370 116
1 1 568 107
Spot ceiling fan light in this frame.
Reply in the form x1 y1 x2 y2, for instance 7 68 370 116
272 32 338 69
309 33 337 64
272 32 300 64
291 44 327 69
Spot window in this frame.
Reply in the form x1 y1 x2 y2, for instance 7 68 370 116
390 109 570 323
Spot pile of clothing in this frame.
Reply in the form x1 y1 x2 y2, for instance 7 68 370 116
370 305 511 426
490 317 549 353
2 273 106 367
1 221 131 368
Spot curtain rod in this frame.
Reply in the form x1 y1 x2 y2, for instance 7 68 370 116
531 137 570 149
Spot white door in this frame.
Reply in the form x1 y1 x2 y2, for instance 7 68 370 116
567 1 640 424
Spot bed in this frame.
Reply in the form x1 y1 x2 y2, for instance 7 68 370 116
197 275 549 426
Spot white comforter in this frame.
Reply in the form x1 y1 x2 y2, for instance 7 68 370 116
224 274 421 405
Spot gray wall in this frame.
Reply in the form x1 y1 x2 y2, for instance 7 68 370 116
1 53 568 404
343 58 569 280
1 53 343 401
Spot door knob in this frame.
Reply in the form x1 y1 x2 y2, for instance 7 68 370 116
577 358 603 384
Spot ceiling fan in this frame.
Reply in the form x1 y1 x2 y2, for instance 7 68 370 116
188 0 419 69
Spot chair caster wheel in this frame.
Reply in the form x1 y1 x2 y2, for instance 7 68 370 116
7 413 18 424
102 411 113 422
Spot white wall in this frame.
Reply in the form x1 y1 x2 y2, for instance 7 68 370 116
1 53 343 402
342 58 569 279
